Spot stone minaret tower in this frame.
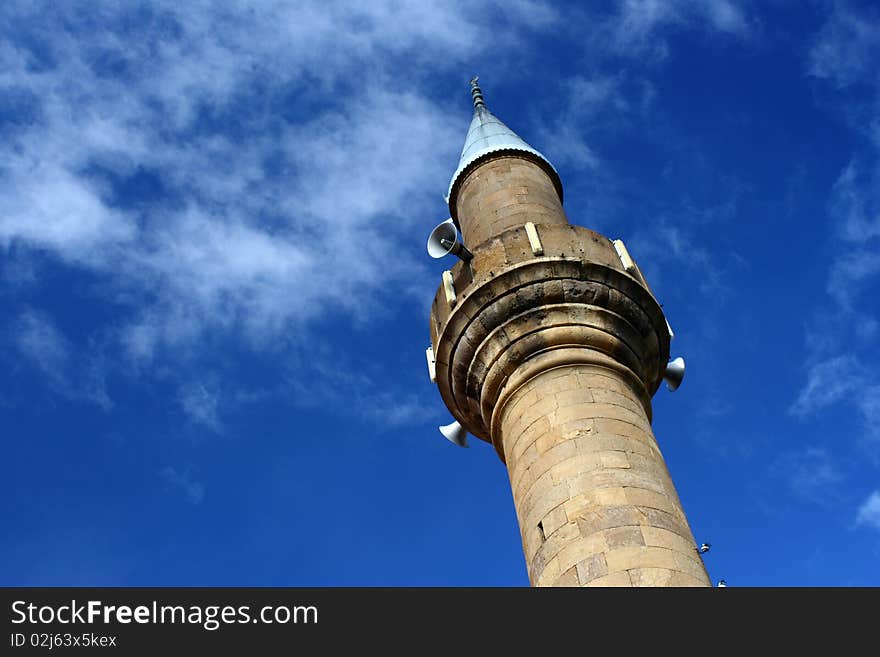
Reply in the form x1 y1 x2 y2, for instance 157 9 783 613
426 79 710 587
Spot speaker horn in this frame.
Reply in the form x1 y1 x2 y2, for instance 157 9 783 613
664 356 685 391
427 219 472 262
439 420 469 448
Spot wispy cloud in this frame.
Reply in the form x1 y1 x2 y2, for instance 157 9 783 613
178 383 222 433
284 351 437 434
0 1 559 413
534 75 633 170
791 355 864 417
629 216 735 299
12 310 111 409
825 160 880 308
855 490 880 531
0 1 763 422
358 393 435 432
604 0 751 60
830 161 880 242
808 2 880 89
0 2 548 358
15 310 70 386
528 2 754 176
793 1 880 454
159 466 205 506
790 354 880 448
771 446 843 505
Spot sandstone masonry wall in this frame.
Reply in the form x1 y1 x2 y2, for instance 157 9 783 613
499 364 710 587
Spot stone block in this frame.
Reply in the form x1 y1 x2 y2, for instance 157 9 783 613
556 532 608 573
511 441 578 498
605 546 678 572
534 556 560 586
522 482 570 532
539 504 568 538
532 522 580 567
591 387 645 416
548 453 602 486
508 416 551 463
593 487 628 506
594 433 655 455
515 468 555 515
535 430 568 455
517 443 540 472
584 572 633 587
634 507 694 541
553 566 580 587
561 418 597 438
599 451 631 469
552 403 596 427
574 505 643 535
667 572 710 587
595 417 653 440
584 403 650 431
554 388 593 409
641 526 699 557
672 551 710 582
625 488 675 514
589 470 668 494
576 553 609 584
522 524 545 562
628 567 674 587
603 526 646 550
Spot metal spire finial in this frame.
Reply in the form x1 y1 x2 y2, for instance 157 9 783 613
447 75 563 216
470 76 486 110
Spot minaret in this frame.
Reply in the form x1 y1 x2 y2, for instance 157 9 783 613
426 78 710 587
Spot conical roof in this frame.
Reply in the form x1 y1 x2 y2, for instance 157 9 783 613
446 78 562 217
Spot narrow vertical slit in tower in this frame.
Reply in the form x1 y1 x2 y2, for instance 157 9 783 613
537 521 546 542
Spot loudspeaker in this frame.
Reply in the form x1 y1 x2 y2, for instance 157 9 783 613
427 219 472 262
439 420 468 448
664 356 685 391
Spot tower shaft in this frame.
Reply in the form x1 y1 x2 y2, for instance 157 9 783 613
500 363 709 586
456 156 568 249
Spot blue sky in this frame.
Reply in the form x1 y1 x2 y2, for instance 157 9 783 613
1 1 879 586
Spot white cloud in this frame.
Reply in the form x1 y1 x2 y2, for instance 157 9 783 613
13 310 111 409
159 466 205 505
794 3 880 449
857 386 880 442
829 161 880 243
608 0 749 59
0 1 543 362
855 490 880 530
702 0 750 34
0 162 135 260
358 392 435 431
15 310 70 386
771 447 842 504
628 214 733 301
522 3 753 169
808 3 880 89
823 159 880 307
178 383 222 433
827 248 880 308
534 75 631 170
0 1 766 416
282 349 437 433
791 354 880 449
824 160 880 308
791 355 865 417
